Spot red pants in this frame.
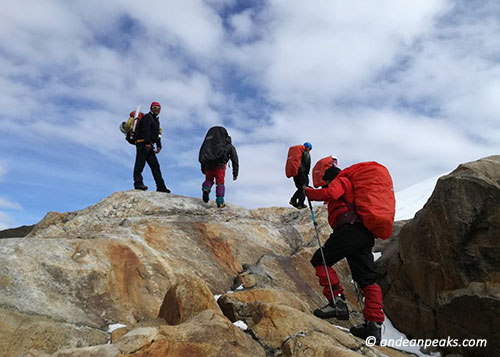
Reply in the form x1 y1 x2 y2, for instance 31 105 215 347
204 165 226 185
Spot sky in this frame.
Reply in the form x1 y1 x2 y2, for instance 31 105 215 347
1 0 499 229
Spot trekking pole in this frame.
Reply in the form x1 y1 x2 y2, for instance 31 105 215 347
307 197 338 305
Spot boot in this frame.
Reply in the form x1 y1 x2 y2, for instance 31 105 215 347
134 184 148 191
202 188 210 203
313 299 349 320
157 187 171 193
350 321 382 344
216 196 225 208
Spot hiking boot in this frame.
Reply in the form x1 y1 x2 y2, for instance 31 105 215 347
296 203 307 209
134 184 148 191
157 187 171 193
350 321 382 344
289 199 298 208
202 190 210 203
216 197 225 208
313 299 349 320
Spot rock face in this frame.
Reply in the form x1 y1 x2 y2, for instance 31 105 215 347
0 191 374 356
382 156 500 356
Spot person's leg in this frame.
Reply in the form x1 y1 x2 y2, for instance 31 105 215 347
310 225 368 319
133 144 148 189
291 175 306 207
346 225 383 343
202 167 216 202
146 150 169 192
215 164 226 207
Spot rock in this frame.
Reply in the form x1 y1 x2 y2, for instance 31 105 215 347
129 310 266 356
0 307 107 356
52 344 120 357
0 224 34 238
114 327 159 354
383 156 500 356
245 303 360 351
282 331 362 356
217 288 310 322
0 192 309 355
158 275 222 325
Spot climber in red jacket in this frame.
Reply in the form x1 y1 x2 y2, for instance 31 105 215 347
305 166 384 344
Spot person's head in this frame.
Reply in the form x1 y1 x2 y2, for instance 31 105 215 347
322 166 341 185
150 101 161 115
303 142 312 151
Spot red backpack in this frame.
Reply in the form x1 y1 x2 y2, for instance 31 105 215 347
338 162 395 239
312 156 338 187
285 145 305 178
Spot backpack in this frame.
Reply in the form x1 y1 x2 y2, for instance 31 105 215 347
312 156 338 187
338 161 395 239
119 106 143 145
285 145 305 178
199 126 230 164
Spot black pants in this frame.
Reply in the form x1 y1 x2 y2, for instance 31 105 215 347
310 223 377 288
291 175 308 206
133 143 167 190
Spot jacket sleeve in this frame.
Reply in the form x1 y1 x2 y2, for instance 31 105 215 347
155 123 162 148
305 178 346 202
142 115 152 144
229 144 239 177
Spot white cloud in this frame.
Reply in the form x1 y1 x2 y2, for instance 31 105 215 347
0 197 22 211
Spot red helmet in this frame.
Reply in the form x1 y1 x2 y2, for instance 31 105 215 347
150 101 161 110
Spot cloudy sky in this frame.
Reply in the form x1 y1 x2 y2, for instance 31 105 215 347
1 0 499 229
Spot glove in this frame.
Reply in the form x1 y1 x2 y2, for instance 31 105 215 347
233 174 238 181
155 146 162 154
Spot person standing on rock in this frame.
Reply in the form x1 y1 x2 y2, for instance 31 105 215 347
133 101 170 193
285 142 312 209
305 166 384 343
199 126 239 208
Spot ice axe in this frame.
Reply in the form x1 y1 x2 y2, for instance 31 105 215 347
307 197 339 308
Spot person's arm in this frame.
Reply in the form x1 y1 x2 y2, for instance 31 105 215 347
305 178 346 202
230 144 239 180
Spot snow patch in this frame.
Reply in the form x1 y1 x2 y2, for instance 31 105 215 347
107 323 127 333
233 320 248 330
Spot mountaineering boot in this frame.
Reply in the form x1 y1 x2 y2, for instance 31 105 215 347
157 187 171 193
289 199 298 208
313 299 349 320
216 196 225 208
134 184 148 191
350 321 382 344
202 188 210 203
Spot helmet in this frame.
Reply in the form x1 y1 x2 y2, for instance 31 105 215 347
151 101 161 110
303 142 312 149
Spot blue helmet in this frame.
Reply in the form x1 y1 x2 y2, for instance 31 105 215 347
303 142 312 149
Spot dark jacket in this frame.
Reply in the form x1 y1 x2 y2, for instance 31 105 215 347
135 112 162 148
226 137 239 178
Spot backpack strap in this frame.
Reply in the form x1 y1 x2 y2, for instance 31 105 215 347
334 179 361 229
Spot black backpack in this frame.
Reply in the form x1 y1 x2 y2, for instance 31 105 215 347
199 126 230 164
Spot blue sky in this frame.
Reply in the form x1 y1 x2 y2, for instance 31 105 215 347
1 0 500 229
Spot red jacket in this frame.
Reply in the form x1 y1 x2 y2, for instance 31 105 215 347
305 177 355 229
